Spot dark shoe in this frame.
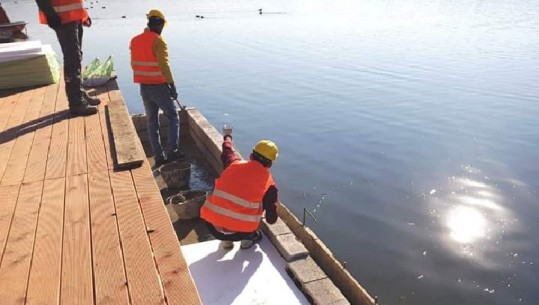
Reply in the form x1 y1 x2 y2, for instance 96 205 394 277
240 230 263 249
69 103 98 116
220 240 234 250
152 156 167 169
167 150 185 162
83 92 101 106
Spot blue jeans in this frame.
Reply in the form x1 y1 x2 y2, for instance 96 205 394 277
140 84 179 160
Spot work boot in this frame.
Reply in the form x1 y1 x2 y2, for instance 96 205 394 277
152 155 167 169
83 91 101 106
69 103 98 116
166 150 185 163
240 230 263 249
220 240 234 250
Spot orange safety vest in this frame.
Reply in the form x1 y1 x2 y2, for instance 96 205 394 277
130 30 166 84
38 0 89 24
201 160 274 233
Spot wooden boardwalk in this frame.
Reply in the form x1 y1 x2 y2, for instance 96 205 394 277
0 80 202 305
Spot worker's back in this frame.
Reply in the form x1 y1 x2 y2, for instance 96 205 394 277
130 30 166 84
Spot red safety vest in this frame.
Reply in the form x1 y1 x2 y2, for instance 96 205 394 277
130 30 166 84
201 160 274 233
38 0 89 24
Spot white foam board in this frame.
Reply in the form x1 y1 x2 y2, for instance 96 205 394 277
182 239 310 305
0 40 49 62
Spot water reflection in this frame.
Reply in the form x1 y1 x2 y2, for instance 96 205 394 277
447 205 487 243
437 166 510 257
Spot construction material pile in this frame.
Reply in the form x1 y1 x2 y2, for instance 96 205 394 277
0 40 60 89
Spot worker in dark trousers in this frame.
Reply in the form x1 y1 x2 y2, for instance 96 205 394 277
200 125 280 250
130 9 183 168
36 0 100 116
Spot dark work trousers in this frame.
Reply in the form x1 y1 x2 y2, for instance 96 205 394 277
204 221 259 242
54 21 85 108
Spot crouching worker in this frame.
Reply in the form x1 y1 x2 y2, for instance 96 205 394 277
200 126 280 250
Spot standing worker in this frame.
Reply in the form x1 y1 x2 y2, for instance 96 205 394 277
36 0 100 116
130 9 183 168
200 126 280 250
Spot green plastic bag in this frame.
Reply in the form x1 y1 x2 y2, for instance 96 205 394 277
82 56 115 87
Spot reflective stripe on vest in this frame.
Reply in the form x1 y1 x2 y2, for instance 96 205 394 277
131 61 160 67
38 0 88 24
53 3 83 13
203 201 262 223
133 71 163 77
212 189 260 209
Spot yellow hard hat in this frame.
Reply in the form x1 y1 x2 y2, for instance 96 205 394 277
253 140 278 161
147 9 166 24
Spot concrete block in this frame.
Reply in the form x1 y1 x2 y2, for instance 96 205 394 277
261 217 292 241
274 233 308 262
286 256 327 285
304 278 349 305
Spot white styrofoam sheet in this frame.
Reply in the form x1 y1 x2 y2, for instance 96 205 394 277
182 239 310 305
0 40 50 62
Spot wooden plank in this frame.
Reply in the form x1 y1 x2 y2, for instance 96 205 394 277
26 177 65 305
0 90 17 105
0 184 20 264
0 93 20 132
66 115 88 176
45 78 70 180
24 82 60 183
131 164 203 305
109 170 165 305
85 95 108 173
1 86 47 185
0 181 44 305
0 89 34 182
61 174 93 305
95 85 114 170
107 79 124 102
88 170 130 305
107 99 144 170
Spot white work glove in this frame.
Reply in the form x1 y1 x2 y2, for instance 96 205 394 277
222 124 233 137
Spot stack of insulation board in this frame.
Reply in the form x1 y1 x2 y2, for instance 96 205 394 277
0 40 60 89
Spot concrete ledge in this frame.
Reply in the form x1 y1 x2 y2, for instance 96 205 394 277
287 256 327 285
185 108 224 173
278 205 375 305
304 278 350 305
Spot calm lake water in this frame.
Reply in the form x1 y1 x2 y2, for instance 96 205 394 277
7 0 539 304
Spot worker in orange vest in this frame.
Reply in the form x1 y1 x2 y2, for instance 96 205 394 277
130 9 183 168
200 125 280 250
36 0 100 116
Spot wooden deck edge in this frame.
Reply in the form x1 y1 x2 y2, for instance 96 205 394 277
107 99 145 170
182 108 376 305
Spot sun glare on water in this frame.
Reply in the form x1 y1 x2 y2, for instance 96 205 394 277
447 205 487 244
